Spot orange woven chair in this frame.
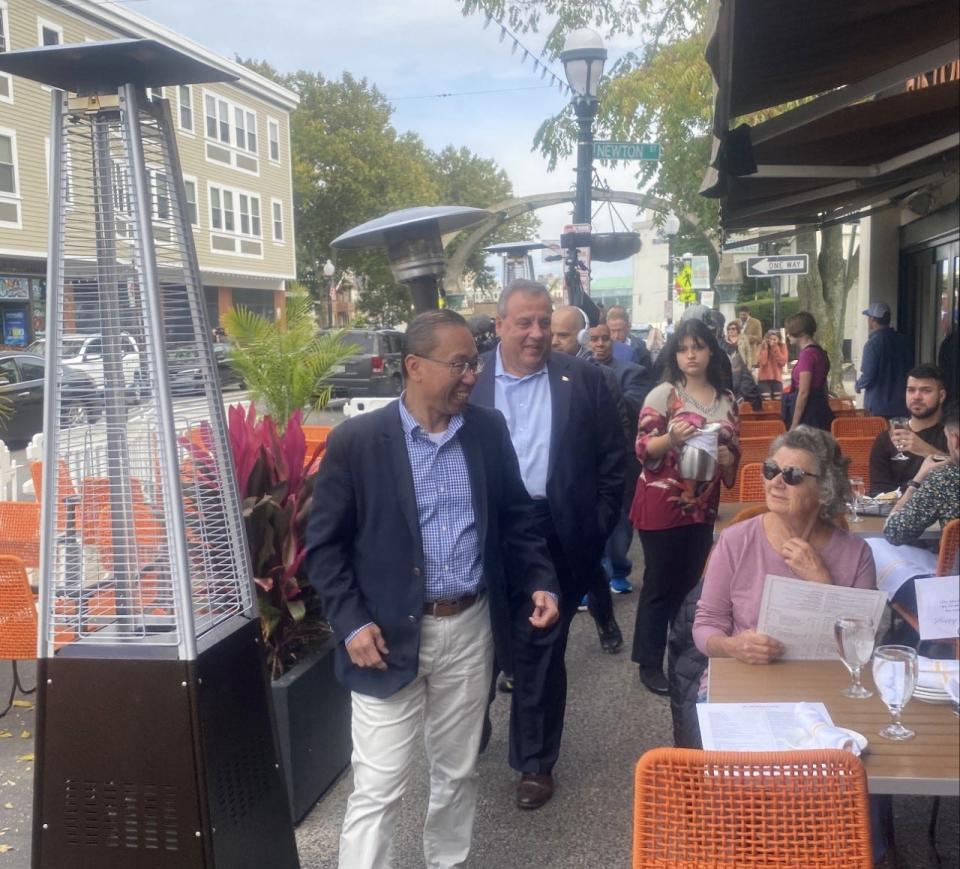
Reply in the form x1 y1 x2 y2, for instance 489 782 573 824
720 437 776 503
738 462 766 501
936 518 960 577
738 410 782 422
829 396 856 412
0 555 38 718
633 748 872 869
740 419 786 439
728 502 849 531
832 416 888 439
837 437 874 492
0 501 41 569
761 399 782 413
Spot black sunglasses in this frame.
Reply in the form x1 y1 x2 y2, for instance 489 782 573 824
762 459 819 486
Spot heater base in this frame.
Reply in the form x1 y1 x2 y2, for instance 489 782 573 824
32 619 300 868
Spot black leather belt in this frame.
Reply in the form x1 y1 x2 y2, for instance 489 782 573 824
423 594 478 618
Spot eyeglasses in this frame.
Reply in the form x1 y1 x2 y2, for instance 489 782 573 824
416 355 485 377
762 459 819 486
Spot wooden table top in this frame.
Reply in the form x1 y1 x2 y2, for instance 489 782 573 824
708 658 960 796
714 502 937 540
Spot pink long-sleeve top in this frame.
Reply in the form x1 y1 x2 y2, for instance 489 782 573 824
693 515 877 656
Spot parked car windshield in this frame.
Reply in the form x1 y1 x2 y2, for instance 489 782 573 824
29 338 89 359
343 331 376 354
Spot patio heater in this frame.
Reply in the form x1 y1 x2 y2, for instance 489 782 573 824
0 41 299 868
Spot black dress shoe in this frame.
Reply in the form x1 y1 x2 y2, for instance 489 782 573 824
596 618 623 653
516 772 554 809
497 673 514 693
639 667 670 696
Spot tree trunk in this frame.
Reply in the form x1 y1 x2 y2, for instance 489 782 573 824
795 226 853 394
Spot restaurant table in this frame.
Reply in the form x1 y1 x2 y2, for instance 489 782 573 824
714 502 939 541
708 658 960 796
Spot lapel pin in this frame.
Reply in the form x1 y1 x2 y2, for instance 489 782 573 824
561 375 570 382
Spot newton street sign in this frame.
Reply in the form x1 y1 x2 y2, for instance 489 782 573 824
746 254 809 277
593 141 661 161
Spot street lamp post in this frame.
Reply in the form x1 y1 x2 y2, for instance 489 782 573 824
662 212 680 326
560 28 606 319
322 257 335 327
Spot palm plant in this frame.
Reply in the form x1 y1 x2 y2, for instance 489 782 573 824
222 285 358 428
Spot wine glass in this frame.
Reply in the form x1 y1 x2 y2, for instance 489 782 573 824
847 476 865 523
872 645 918 740
834 617 874 698
890 417 911 462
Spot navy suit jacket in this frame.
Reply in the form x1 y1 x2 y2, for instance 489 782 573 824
471 350 625 595
306 401 557 698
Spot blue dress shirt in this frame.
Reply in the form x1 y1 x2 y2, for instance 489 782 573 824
493 347 552 499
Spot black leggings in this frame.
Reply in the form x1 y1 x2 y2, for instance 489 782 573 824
632 523 714 670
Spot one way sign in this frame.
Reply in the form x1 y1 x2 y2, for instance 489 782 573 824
746 254 809 277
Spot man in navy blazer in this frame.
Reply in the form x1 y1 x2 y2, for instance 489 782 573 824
471 279 624 810
307 310 558 868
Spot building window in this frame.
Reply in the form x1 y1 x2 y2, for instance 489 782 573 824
204 90 258 154
152 170 170 221
272 199 283 242
183 177 198 226
267 118 280 163
205 94 231 144
145 87 165 102
210 183 261 238
38 18 62 46
0 129 20 227
0 2 12 103
178 85 193 132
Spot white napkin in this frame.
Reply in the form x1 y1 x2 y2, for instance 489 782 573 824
865 538 937 599
785 702 869 757
946 676 959 705
917 657 960 691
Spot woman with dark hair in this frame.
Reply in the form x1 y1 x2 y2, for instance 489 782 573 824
629 318 741 695
783 311 834 431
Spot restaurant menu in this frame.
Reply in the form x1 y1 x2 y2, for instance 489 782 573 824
915 575 959 641
756 574 887 660
697 702 833 752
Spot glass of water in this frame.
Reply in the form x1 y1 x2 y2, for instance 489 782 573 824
847 476 865 523
834 617 875 698
872 645 918 740
890 417 911 461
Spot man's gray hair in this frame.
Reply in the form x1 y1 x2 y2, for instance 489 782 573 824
768 426 852 518
497 278 551 316
605 304 630 325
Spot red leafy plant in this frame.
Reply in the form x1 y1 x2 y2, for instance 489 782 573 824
227 403 329 678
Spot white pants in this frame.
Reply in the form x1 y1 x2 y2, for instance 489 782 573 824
338 595 494 869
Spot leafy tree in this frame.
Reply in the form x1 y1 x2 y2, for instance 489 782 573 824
222 286 357 426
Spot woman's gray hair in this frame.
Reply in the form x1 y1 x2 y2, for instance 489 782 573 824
768 426 852 518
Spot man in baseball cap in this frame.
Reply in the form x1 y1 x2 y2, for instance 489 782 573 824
856 300 914 417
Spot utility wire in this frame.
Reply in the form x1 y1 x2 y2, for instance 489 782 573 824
387 83 555 102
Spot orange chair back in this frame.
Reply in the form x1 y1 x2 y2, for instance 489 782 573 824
0 501 41 568
829 397 856 412
0 555 38 660
937 519 960 576
836 437 874 492
720 438 775 503
633 748 872 869
832 416 887 439
761 399 782 413
738 462 766 501
727 502 849 531
740 419 786 438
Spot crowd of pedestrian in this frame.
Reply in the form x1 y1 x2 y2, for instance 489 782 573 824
304 281 952 869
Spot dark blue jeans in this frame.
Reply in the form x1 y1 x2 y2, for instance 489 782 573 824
603 504 634 580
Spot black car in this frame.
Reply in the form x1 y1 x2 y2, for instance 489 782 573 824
325 329 404 398
0 352 102 447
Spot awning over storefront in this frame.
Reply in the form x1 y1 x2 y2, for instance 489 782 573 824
702 0 960 231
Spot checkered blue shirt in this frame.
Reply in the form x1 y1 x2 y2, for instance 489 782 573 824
398 398 483 602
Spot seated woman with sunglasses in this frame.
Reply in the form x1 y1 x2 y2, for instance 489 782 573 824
693 426 877 665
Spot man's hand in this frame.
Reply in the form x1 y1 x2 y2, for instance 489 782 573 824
730 630 784 665
529 591 559 629
345 624 389 670
914 453 949 483
890 428 937 459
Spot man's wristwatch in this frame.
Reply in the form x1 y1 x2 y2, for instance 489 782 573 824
905 479 922 490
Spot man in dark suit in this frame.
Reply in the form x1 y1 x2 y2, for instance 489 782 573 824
471 279 624 810
307 310 558 869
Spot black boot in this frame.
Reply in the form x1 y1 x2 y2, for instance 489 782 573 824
596 617 623 653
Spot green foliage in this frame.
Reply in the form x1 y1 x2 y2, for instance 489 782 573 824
222 286 358 425
238 59 535 325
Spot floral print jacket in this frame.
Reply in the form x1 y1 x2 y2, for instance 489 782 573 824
629 382 741 531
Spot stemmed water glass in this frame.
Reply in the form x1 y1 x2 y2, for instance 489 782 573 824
890 417 911 462
872 645 918 740
847 476 865 523
834 617 875 698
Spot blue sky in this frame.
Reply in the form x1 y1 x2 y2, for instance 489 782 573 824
134 0 645 277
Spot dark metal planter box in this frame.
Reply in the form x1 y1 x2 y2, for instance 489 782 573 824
271 636 353 823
